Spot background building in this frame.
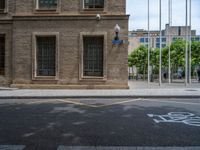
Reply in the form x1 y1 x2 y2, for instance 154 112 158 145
128 24 199 54
0 0 129 89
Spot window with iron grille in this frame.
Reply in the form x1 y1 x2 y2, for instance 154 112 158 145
84 0 104 10
38 0 57 9
0 0 5 11
0 35 5 75
36 37 56 76
83 36 103 77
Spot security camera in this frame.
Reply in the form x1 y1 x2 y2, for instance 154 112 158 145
96 14 101 21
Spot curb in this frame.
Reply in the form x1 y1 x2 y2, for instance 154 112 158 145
0 95 200 99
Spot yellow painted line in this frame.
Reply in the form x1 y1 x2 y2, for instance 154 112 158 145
96 98 142 108
56 99 99 108
28 99 58 104
143 99 200 105
28 98 142 108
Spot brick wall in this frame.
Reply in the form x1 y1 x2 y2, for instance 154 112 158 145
0 0 129 88
12 17 129 88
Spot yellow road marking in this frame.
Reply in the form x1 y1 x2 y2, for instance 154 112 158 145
56 98 142 108
28 98 142 108
143 99 200 105
56 99 99 108
28 100 58 104
96 98 142 107
28 98 199 108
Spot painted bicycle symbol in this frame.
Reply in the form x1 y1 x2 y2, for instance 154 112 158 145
147 112 200 127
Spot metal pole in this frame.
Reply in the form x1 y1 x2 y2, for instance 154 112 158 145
148 0 150 83
170 0 172 25
168 0 171 84
159 0 162 86
185 0 188 86
189 0 192 84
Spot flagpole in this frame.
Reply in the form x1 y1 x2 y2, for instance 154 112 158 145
159 0 162 86
148 0 150 83
189 0 192 84
168 0 171 84
185 0 188 86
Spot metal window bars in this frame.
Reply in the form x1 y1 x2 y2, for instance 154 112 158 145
0 0 5 11
83 37 103 77
84 0 104 9
0 35 5 75
38 0 57 9
36 37 56 76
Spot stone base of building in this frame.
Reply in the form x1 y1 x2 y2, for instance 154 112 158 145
10 84 129 89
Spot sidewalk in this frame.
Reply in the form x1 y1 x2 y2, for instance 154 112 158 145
0 81 200 99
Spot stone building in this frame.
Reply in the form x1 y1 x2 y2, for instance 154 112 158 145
128 24 198 54
0 0 129 89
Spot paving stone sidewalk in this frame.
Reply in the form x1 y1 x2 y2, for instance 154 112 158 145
0 81 200 99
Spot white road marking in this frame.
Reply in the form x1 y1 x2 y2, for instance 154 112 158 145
147 112 200 127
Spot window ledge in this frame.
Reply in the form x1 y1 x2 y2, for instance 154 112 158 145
33 76 58 81
80 9 106 14
0 10 7 14
35 9 59 14
80 76 107 82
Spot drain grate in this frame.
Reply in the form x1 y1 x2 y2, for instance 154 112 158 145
185 89 198 91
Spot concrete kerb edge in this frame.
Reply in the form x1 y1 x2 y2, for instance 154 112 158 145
0 95 200 99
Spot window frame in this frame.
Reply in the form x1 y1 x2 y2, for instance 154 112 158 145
32 32 59 80
82 0 105 12
0 0 7 13
35 0 60 13
140 38 145 43
79 32 107 81
83 36 104 77
0 34 5 76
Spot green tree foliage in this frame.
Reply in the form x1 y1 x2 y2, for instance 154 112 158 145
191 41 200 75
170 39 186 75
128 45 151 79
191 41 200 66
128 39 200 78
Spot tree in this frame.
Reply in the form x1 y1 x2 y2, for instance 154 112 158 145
128 39 200 80
170 39 186 77
191 41 200 76
128 45 149 80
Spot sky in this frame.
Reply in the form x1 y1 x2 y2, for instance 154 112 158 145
126 0 200 34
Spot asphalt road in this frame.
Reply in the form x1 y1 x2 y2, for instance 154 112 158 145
0 98 200 150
